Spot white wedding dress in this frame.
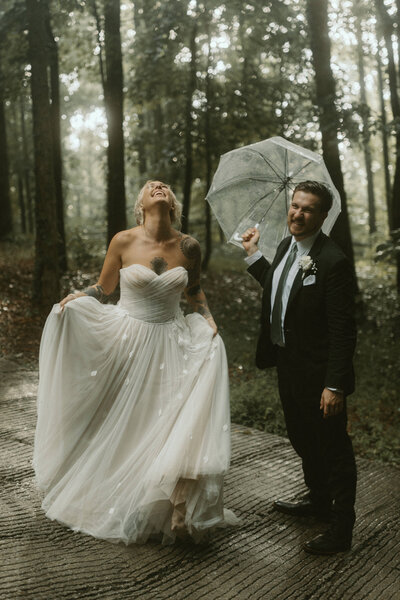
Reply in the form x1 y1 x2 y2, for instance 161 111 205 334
33 264 237 544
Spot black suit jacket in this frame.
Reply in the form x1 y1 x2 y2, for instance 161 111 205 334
247 232 356 396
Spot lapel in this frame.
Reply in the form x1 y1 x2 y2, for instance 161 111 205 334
286 231 326 311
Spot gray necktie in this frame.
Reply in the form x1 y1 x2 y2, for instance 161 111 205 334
270 243 298 346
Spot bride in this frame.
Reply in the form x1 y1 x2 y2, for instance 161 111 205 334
33 180 237 545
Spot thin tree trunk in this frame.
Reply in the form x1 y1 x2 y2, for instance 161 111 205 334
11 103 27 234
26 0 60 309
181 19 197 234
19 96 34 233
0 59 13 240
306 0 356 278
89 0 106 90
45 3 67 271
17 174 26 234
133 1 147 179
376 0 400 291
202 8 213 270
137 112 147 176
376 40 392 229
355 7 376 233
153 102 163 176
104 0 126 243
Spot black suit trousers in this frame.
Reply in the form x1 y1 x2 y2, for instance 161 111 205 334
277 348 357 531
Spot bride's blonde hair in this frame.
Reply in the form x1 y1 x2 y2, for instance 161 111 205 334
135 181 182 228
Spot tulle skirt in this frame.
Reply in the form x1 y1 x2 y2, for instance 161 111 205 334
33 297 237 544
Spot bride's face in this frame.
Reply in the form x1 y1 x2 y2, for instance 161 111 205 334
141 181 172 212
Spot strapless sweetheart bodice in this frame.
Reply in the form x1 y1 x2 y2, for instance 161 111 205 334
119 264 188 323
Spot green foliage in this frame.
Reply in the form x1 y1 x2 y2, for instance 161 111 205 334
67 226 106 270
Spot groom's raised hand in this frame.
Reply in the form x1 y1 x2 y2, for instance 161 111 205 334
241 227 260 256
320 388 344 418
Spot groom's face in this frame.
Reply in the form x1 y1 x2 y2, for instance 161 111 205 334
287 191 327 241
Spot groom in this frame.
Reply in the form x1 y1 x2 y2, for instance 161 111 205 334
242 180 357 555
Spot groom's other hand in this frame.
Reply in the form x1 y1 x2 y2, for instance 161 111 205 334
320 387 344 418
241 227 260 255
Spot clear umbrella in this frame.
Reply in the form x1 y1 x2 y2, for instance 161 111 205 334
206 136 341 262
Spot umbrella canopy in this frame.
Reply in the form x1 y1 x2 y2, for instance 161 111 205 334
206 136 341 262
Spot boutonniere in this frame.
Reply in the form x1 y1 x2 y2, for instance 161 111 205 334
298 255 317 279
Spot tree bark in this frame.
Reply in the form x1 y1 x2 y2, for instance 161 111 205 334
26 0 60 309
306 0 356 277
11 103 27 234
355 7 376 234
17 173 26 234
202 7 213 270
19 96 34 234
376 0 400 290
376 39 392 229
181 19 197 234
45 3 67 271
0 59 13 240
103 0 126 243
89 0 106 91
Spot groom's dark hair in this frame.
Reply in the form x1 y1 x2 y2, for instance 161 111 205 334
293 181 333 213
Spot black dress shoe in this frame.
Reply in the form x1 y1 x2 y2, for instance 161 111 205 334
273 497 332 521
303 527 352 555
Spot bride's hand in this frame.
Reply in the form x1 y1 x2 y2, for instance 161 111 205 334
59 292 86 311
208 318 218 337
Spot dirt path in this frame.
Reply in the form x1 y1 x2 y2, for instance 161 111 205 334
1 358 399 600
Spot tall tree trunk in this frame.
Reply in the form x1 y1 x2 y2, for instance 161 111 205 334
153 102 164 176
26 0 60 309
202 8 213 270
17 174 27 234
376 0 400 291
11 103 27 234
104 0 126 243
45 4 67 271
132 2 146 179
355 6 376 234
137 111 147 177
306 0 356 277
90 0 107 89
19 96 34 233
181 20 197 234
0 59 13 240
376 39 392 229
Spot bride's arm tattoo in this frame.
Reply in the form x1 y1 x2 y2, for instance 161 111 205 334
83 284 110 303
195 297 212 319
181 235 213 321
180 235 201 290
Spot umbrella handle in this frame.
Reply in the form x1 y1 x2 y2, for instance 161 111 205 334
233 223 259 242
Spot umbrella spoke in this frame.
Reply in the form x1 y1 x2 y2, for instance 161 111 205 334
288 159 314 180
247 148 286 180
234 186 284 231
257 187 284 224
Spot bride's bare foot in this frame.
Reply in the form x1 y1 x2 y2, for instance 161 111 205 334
170 478 194 538
171 502 187 538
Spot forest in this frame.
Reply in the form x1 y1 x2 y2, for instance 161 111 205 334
0 0 399 463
